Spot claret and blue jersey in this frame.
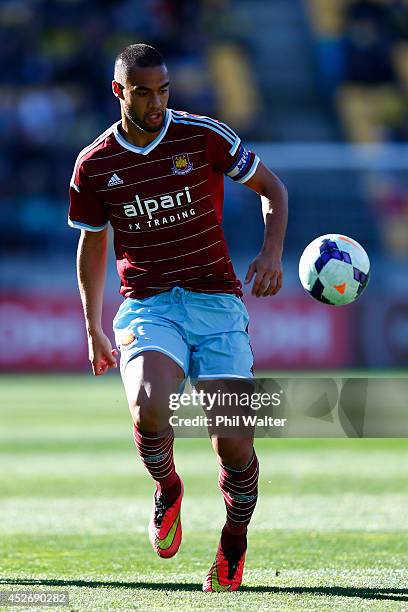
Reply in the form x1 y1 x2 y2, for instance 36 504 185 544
68 109 260 300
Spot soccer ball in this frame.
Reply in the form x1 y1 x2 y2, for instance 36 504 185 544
299 234 370 306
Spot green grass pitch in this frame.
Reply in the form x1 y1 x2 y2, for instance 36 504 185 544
0 374 407 611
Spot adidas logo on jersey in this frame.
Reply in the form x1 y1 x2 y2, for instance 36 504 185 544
107 173 124 187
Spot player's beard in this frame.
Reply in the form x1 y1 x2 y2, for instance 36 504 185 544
124 106 165 133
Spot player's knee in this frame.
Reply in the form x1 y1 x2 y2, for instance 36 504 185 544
214 438 253 470
129 391 167 431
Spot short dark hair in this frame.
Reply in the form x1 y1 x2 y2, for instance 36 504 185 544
114 44 164 82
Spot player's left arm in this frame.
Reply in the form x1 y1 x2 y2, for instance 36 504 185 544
243 161 288 297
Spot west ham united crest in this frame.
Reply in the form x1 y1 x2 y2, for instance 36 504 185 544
172 153 193 175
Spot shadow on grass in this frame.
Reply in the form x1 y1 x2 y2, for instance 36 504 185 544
0 578 407 602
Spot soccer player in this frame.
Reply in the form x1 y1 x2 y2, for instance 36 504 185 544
68 44 287 592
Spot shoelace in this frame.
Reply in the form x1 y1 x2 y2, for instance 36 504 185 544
227 558 239 581
154 491 168 527
223 550 244 581
213 550 241 582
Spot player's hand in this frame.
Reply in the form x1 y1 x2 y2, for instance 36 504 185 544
87 330 118 376
244 252 283 297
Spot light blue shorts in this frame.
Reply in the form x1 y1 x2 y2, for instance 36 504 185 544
113 286 253 380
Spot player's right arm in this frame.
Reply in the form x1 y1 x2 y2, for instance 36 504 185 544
68 156 117 376
77 228 117 376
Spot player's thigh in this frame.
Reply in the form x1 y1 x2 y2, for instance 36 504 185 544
113 295 189 431
188 295 253 381
196 378 255 469
123 350 185 432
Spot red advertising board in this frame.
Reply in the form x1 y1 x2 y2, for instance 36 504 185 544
244 293 352 369
0 295 118 372
0 292 353 372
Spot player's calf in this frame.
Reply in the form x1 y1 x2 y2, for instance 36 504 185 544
203 449 259 591
123 352 185 556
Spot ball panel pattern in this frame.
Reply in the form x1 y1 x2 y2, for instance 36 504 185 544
299 234 370 307
309 278 333 305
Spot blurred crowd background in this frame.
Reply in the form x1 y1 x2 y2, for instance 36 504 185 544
1 0 408 370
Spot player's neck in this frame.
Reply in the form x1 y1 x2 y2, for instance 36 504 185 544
120 116 161 149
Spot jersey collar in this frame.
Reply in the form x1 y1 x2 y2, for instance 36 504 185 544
113 109 171 155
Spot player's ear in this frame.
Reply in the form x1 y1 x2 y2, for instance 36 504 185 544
112 80 124 99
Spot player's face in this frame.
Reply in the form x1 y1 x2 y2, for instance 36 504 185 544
117 65 170 133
